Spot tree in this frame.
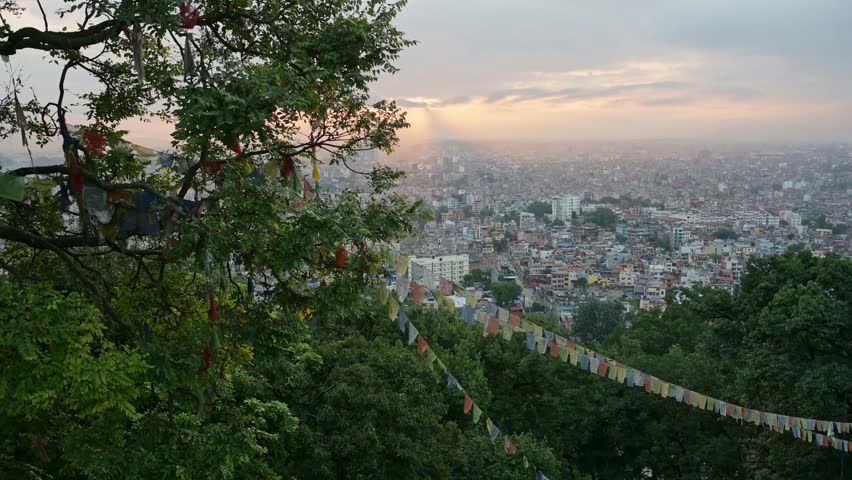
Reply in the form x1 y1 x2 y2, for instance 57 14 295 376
584 208 617 230
0 1 418 477
491 282 522 308
712 228 739 240
525 201 552 220
479 206 494 218
571 278 588 290
463 268 491 288
492 237 509 253
572 300 624 344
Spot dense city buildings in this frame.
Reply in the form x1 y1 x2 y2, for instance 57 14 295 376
322 140 851 326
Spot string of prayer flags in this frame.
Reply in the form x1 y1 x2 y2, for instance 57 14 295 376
0 173 25 202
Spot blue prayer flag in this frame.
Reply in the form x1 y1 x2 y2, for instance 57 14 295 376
398 310 407 334
580 353 590 370
526 332 536 350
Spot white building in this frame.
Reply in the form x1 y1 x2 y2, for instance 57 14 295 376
551 194 582 220
410 254 470 286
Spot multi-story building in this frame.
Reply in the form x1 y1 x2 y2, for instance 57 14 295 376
551 194 582 221
410 254 470 286
519 212 537 230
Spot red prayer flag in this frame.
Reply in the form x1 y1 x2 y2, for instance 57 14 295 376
644 376 653 393
725 403 734 417
505 438 518 455
411 282 426 303
487 316 500 336
179 2 200 29
463 393 473 414
549 340 559 358
303 178 315 200
566 340 576 350
335 247 348 268
597 361 608 377
417 335 428 356
509 313 521 327
198 343 212 374
439 277 452 296
231 139 242 156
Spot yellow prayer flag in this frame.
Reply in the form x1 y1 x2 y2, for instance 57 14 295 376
704 397 715 411
312 161 321 182
607 364 618 381
397 255 409 276
533 325 543 338
698 394 707 410
559 345 569 362
651 377 661 395
466 291 477 307
263 159 280 178
660 381 669 398
522 319 534 333
501 323 513 341
616 366 627 384
473 404 482 424
388 296 399 321
297 307 312 322
569 348 579 366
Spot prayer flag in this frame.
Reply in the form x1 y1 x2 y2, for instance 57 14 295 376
580 353 590 370
559 345 569 362
499 308 510 323
473 404 482 424
0 173 26 202
439 276 452 296
396 275 409 301
408 323 419 345
463 305 475 325
398 310 407 334
533 325 543 339
536 337 547 354
417 335 428 356
616 366 627 384
698 395 707 410
549 340 559 358
487 418 500 442
505 437 518 455
509 313 522 328
523 456 529 469
660 381 669 398
626 369 634 387
388 296 399 321
448 373 459 390
426 349 437 369
464 393 473 414
526 332 536 350
487 316 500 336
396 254 409 276
466 291 477 307
597 360 608 377
674 386 684 403
501 322 514 341
522 319 534 332
569 348 579 366
644 376 653 394
634 371 645 387
590 357 600 375
411 282 427 303
544 329 554 342
312 161 321 182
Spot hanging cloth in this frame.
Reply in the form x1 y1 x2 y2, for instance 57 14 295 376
13 90 27 147
183 34 195 77
130 23 145 84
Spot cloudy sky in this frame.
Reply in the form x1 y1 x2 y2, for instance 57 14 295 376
374 0 852 143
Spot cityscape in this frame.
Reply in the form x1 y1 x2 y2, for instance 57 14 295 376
321 140 852 324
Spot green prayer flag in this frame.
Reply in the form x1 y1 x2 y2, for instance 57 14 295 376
0 173 25 202
523 456 529 469
388 296 399 321
473 404 482 424
501 322 513 341
426 348 437 369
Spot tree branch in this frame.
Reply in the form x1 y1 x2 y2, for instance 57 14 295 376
0 20 122 56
